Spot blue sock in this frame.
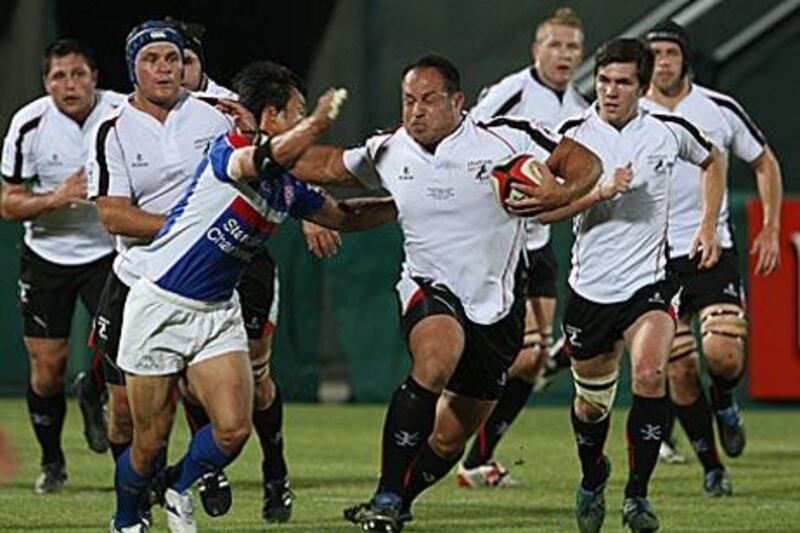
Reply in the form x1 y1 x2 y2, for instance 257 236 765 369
114 448 152 528
170 424 233 493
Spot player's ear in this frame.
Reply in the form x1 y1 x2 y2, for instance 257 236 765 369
451 91 465 113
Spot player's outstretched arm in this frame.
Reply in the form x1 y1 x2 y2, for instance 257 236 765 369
749 145 783 275
228 88 349 180
306 195 397 232
95 196 166 238
690 146 724 269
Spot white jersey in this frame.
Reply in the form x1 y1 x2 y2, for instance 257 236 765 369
87 91 232 286
1 91 125 264
343 114 560 324
472 66 588 250
641 84 766 257
560 105 713 303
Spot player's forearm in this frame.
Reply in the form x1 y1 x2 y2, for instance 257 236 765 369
537 184 605 224
700 148 725 230
292 145 361 186
337 197 397 231
97 202 166 238
0 186 67 221
753 146 783 231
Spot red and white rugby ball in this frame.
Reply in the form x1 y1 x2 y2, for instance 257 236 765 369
490 154 546 208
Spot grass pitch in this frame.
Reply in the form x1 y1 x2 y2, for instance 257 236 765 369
0 399 798 532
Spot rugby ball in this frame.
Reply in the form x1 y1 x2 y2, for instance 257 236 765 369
490 154 546 207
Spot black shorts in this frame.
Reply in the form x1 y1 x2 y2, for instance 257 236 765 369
92 271 130 386
17 243 113 338
236 248 278 340
401 279 525 400
563 278 679 361
520 242 558 298
668 248 743 317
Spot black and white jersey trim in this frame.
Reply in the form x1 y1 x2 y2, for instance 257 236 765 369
558 117 586 135
8 115 42 183
491 89 523 118
478 117 558 153
650 113 714 151
92 116 118 198
708 95 767 147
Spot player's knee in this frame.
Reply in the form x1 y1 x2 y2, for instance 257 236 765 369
30 373 64 397
428 433 465 461
703 336 744 377
572 368 619 422
667 353 700 386
412 353 458 392
632 362 666 396
214 419 251 453
508 351 540 382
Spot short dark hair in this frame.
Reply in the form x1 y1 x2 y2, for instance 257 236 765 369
232 61 307 119
401 55 461 93
594 38 654 90
42 38 97 77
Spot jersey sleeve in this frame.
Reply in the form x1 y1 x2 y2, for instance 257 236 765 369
661 114 714 167
719 97 766 164
478 116 561 161
470 77 523 121
87 117 131 199
207 133 240 184
1 108 41 184
342 133 389 189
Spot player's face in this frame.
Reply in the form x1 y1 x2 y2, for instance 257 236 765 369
402 67 464 147
650 41 685 94
135 43 184 105
44 53 97 122
532 23 583 90
261 88 307 135
182 49 202 91
596 62 643 127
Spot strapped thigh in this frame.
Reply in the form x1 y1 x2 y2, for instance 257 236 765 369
700 304 747 342
669 322 697 364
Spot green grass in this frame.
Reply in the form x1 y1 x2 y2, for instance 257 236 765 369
0 399 798 532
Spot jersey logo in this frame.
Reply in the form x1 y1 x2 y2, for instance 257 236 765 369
647 154 674 176
131 153 149 168
398 166 414 181
44 153 63 168
723 282 739 298
467 159 493 182
426 186 455 201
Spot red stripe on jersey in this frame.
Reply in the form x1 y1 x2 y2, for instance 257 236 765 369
230 196 277 233
404 286 427 314
227 131 252 149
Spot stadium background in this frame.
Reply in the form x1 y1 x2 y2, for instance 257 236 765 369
0 0 797 403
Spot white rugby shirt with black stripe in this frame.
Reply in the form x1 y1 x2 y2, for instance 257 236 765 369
558 105 714 304
343 114 561 325
641 84 767 257
1 91 124 264
86 91 232 287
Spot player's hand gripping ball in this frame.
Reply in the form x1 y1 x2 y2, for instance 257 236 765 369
490 154 547 210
